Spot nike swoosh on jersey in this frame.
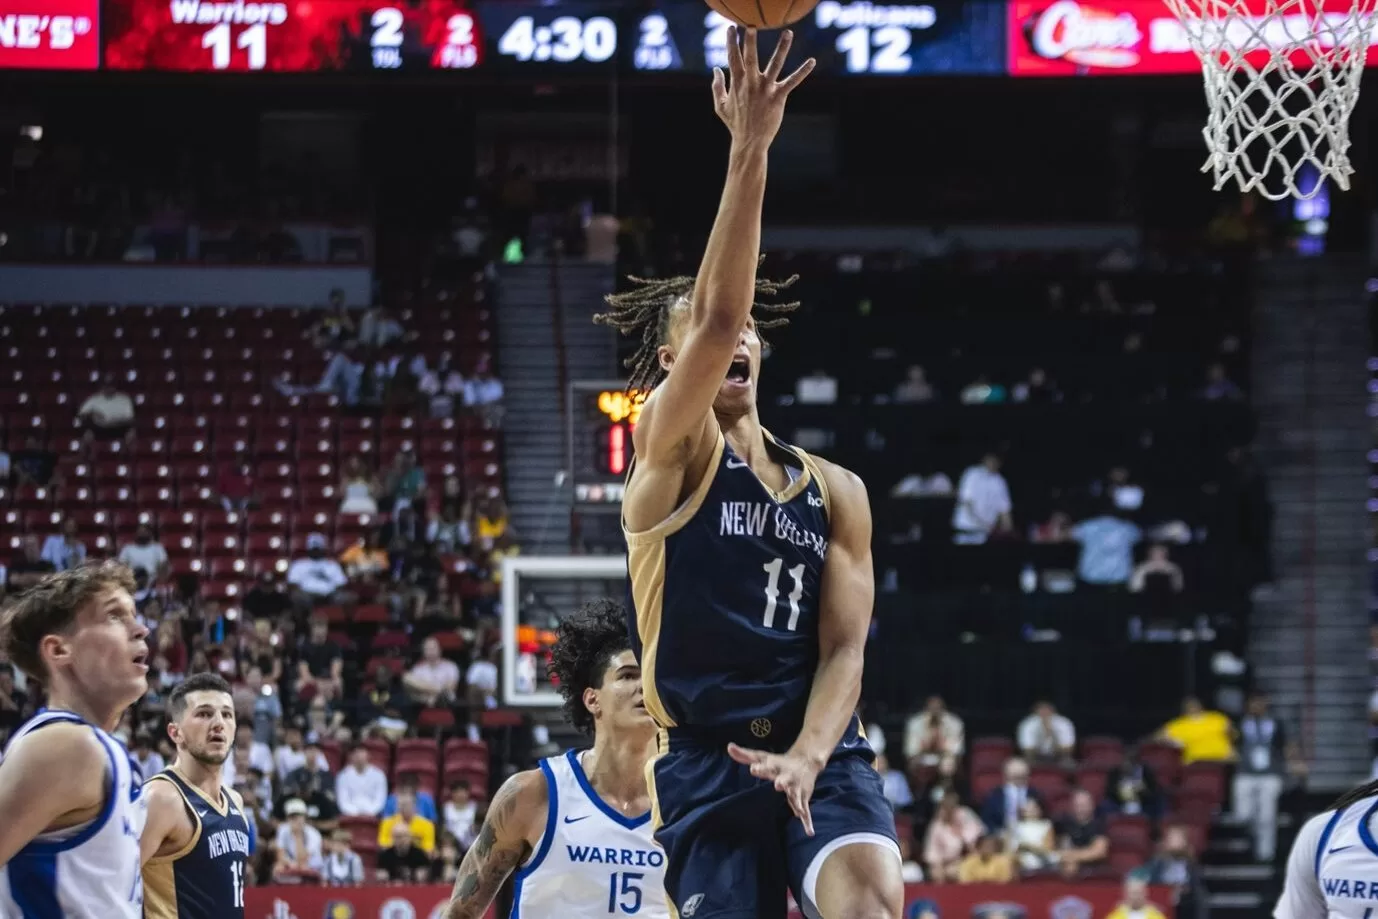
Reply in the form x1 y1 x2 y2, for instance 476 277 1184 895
1330 845 1355 853
563 815 592 824
725 458 750 469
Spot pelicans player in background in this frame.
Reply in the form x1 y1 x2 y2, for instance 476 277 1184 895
441 598 667 919
593 26 903 919
141 672 252 919
0 562 151 918
1275 778 1378 918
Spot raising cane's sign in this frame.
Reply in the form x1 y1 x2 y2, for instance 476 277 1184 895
1008 0 1378 75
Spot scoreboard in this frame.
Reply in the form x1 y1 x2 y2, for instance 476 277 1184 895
0 0 1009 74
568 379 644 511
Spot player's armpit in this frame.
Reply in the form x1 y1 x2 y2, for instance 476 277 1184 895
139 777 193 865
791 459 873 767
441 768 545 919
0 723 108 867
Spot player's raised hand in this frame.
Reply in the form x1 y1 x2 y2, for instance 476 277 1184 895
712 26 816 149
727 742 820 836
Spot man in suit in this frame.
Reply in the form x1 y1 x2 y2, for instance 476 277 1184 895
979 757 1044 832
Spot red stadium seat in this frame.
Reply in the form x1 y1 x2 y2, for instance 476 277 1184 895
246 510 290 534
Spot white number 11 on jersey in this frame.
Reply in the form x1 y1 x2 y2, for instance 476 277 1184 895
762 557 805 631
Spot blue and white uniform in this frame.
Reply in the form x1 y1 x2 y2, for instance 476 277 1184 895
509 748 668 919
0 710 148 919
1276 791 1378 918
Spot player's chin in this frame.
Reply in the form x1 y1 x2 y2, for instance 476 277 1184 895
714 382 755 414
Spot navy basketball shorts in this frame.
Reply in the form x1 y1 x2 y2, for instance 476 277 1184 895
649 747 900 919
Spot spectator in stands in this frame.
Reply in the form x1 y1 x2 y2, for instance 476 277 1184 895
39 518 86 571
427 504 472 554
1098 465 1146 512
282 740 338 825
1158 696 1236 764
286 533 350 609
894 365 935 404
1106 877 1168 919
384 773 438 823
336 745 388 818
402 635 461 707
215 461 257 513
442 779 478 846
464 645 500 710
1016 700 1076 765
274 726 308 781
980 757 1042 832
296 617 344 708
383 450 426 513
338 455 380 515
923 789 984 882
357 304 404 350
902 695 965 787
243 571 293 622
1129 545 1185 594
310 290 356 349
0 666 27 739
379 788 437 854
432 834 463 883
1104 746 1164 819
1201 361 1244 401
77 375 135 445
952 453 1013 544
872 753 913 810
418 353 466 418
1012 367 1061 404
1139 825 1208 919
1009 798 1056 874
341 530 389 582
322 830 365 886
464 357 505 427
117 524 170 582
236 667 282 743
957 833 1014 884
1056 789 1109 878
225 723 274 787
5 535 55 592
376 822 431 883
1030 511 1073 544
1071 504 1142 588
10 436 56 488
275 340 364 405
1233 692 1302 862
472 495 512 553
359 664 411 740
273 798 325 880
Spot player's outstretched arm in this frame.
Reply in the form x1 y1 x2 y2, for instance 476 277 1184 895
0 723 109 866
632 28 814 468
140 777 194 865
728 460 872 835
441 769 546 919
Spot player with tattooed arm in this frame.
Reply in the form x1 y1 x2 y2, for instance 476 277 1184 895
440 599 667 919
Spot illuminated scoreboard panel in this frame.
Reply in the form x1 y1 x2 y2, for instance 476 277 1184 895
569 380 643 510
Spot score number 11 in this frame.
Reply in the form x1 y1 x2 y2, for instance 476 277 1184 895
202 22 266 69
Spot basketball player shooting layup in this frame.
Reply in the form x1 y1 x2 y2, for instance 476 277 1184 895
0 562 151 918
1275 778 1378 918
593 25 903 919
141 672 252 919
441 598 668 919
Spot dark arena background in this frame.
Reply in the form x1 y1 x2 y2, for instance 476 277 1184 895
1 0 1377 914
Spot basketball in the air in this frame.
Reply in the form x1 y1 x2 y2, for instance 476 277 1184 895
707 0 819 29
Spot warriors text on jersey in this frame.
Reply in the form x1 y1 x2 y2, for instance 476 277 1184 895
508 749 668 919
625 430 866 751
143 768 251 919
1276 792 1378 919
0 710 148 919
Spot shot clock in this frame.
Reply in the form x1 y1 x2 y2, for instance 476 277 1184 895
568 380 644 510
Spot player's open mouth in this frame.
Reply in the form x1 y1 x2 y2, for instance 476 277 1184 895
725 359 750 385
132 651 149 672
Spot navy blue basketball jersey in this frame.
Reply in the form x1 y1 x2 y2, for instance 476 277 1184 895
142 769 251 919
625 429 859 751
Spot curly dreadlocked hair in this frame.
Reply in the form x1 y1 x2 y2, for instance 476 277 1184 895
548 597 633 735
593 258 801 392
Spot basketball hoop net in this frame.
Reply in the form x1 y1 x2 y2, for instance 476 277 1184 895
1162 0 1378 199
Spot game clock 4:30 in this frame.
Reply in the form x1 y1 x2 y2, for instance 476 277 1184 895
490 9 618 65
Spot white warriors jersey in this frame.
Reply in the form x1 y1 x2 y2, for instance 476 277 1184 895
1277 792 1378 919
510 748 668 919
0 710 148 919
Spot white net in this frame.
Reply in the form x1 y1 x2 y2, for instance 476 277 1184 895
1162 0 1378 199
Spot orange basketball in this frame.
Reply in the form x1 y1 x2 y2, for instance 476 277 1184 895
706 0 820 29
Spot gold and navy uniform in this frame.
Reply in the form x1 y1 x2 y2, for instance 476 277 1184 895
143 769 251 919
625 430 897 919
